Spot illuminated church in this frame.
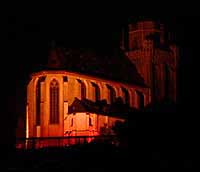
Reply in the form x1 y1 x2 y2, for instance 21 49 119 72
26 20 178 139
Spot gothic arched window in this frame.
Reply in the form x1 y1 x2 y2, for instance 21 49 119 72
122 87 130 106
36 76 46 125
50 79 59 124
77 79 86 100
36 80 41 126
107 85 116 104
92 82 100 102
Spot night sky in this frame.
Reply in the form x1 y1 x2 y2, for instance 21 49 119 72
4 4 200 157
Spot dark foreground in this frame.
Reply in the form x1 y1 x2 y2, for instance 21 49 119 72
3 112 195 170
4 140 193 171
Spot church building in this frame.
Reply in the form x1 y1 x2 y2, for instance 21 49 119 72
25 20 178 140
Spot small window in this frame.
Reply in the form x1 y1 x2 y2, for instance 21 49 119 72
63 76 68 82
89 117 93 126
71 118 73 127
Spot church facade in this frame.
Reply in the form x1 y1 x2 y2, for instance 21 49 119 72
26 20 178 139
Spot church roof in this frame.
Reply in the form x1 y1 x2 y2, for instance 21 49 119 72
68 98 138 119
38 47 145 86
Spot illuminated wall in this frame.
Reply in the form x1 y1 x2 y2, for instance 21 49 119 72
26 71 150 138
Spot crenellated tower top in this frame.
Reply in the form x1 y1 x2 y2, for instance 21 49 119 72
128 21 165 50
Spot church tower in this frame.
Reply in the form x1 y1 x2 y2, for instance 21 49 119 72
121 20 178 102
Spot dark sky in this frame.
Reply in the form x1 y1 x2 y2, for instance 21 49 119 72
4 4 200 146
7 14 198 109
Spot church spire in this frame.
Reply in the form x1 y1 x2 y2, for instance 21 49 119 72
47 40 65 69
50 40 56 49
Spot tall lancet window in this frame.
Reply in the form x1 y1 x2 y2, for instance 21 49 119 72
107 85 116 104
122 87 130 106
92 82 100 102
50 79 59 124
164 64 170 99
77 79 86 100
36 80 41 126
36 76 46 126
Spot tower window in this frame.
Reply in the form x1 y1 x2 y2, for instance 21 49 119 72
50 79 59 124
152 63 158 101
164 64 170 99
132 38 138 50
